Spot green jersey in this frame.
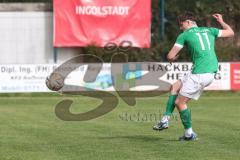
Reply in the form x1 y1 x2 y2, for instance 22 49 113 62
175 27 221 74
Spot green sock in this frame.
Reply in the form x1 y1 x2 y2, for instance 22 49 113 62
164 95 177 116
179 109 192 129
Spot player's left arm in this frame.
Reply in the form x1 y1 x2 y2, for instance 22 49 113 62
167 45 182 62
213 14 234 37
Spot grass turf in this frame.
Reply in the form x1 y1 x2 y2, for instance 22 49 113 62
0 92 239 160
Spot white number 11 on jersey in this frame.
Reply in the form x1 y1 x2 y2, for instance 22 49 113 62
196 32 211 50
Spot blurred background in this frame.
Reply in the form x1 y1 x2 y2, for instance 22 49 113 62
0 0 239 64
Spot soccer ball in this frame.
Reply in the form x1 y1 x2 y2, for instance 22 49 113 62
46 73 64 91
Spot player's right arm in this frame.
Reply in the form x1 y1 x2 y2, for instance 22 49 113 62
212 13 234 37
167 45 182 62
167 33 185 62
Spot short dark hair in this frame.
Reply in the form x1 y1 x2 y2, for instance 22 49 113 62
177 11 197 23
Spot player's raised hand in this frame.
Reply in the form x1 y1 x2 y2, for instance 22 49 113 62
212 13 234 37
212 13 224 23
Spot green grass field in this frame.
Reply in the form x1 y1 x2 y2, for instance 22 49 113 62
0 92 240 160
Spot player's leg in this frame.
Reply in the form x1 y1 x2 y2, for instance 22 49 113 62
177 72 215 135
153 80 182 130
174 73 209 141
175 95 197 141
164 80 182 115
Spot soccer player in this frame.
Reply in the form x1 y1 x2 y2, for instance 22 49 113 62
153 12 234 141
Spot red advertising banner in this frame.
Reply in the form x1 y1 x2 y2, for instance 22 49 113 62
230 63 240 90
53 0 151 48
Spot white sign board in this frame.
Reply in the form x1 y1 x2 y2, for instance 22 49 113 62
0 63 231 93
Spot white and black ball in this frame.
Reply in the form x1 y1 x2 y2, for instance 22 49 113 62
46 73 64 91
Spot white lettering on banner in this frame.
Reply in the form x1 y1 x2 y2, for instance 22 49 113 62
76 6 130 16
234 70 240 74
234 69 240 83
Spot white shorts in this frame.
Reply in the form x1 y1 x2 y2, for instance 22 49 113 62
179 72 215 100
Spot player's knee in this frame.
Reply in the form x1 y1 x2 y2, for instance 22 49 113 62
170 84 180 94
175 98 185 107
170 85 174 92
175 98 179 106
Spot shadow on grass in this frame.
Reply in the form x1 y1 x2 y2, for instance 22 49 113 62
100 135 179 142
99 135 184 142
101 135 162 141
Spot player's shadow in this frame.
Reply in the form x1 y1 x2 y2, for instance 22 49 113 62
101 135 162 141
100 135 179 142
